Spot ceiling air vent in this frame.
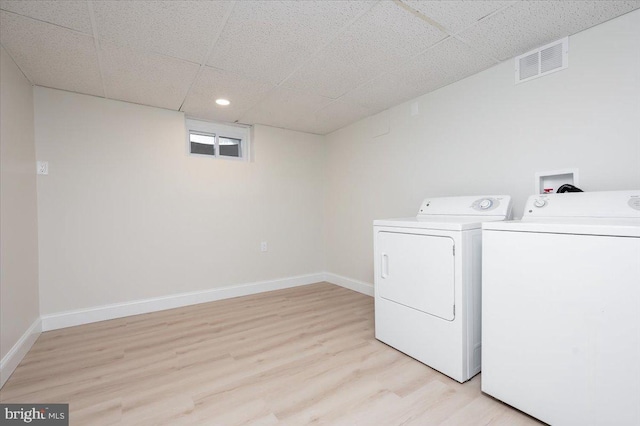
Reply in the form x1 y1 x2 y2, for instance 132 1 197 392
515 37 568 84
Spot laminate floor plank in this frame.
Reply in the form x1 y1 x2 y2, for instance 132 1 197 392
0 283 542 425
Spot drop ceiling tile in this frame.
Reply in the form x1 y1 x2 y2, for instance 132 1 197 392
338 73 423 112
0 11 103 96
341 37 497 112
207 0 373 85
458 1 640 61
283 0 447 99
181 66 274 124
390 37 498 94
92 0 234 63
304 100 372 135
282 45 373 100
240 87 334 132
0 0 92 33
402 0 516 34
100 41 200 111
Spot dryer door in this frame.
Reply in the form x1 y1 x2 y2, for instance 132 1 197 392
377 231 455 321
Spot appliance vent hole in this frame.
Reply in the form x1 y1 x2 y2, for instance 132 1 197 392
515 37 568 84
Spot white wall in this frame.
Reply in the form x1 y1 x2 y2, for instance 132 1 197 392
0 47 40 371
35 88 325 316
325 10 640 284
16 8 640 324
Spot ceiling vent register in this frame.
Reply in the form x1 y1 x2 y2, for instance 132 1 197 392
515 37 568 84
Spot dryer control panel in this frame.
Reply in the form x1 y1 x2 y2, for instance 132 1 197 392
472 197 499 212
418 195 512 219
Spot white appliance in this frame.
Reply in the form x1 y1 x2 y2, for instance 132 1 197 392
374 195 512 383
482 190 640 426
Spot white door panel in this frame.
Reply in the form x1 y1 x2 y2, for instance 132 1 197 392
377 231 455 321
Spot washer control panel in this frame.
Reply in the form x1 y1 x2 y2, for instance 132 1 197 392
523 191 640 218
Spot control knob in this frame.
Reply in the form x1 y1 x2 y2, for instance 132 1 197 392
479 199 493 209
533 199 547 208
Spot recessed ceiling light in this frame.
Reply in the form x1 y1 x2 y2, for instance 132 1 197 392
215 98 230 106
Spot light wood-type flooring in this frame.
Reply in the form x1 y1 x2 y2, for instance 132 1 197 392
0 283 542 425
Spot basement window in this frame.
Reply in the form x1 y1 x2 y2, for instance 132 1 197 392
190 132 215 156
186 118 249 160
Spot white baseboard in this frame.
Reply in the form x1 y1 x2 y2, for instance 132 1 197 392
41 273 325 332
1 318 42 388
324 272 374 297
21 271 370 335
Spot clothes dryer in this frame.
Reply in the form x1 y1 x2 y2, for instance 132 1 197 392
374 195 512 383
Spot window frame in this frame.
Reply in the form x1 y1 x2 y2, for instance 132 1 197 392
185 117 250 161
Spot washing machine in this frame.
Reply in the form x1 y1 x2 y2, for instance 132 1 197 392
373 195 512 383
482 190 640 425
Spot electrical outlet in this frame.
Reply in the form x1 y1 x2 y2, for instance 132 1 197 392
37 161 49 175
260 241 268 252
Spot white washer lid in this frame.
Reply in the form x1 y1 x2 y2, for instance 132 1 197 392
374 215 509 231
483 217 640 237
485 190 640 237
